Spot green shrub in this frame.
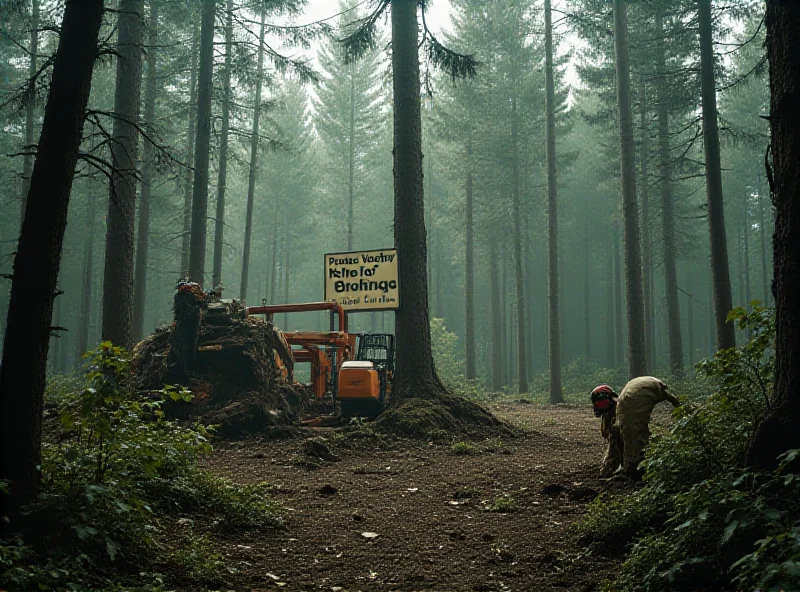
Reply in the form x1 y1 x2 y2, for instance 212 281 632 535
577 305 800 591
1 343 282 591
450 441 478 455
485 495 516 513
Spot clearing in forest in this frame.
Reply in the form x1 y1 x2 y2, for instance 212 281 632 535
185 404 646 592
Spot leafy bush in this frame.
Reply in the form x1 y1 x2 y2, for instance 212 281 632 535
450 441 478 455
576 305 800 591
1 343 282 591
484 494 516 513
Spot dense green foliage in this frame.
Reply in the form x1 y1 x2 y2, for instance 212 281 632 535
577 306 800 591
0 344 282 591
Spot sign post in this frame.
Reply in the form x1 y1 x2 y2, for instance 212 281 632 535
324 248 400 312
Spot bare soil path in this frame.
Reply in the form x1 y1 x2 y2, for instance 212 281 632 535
201 404 628 592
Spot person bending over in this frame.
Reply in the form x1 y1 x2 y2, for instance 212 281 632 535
591 377 681 477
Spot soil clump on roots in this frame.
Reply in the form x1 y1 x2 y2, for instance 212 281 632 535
375 392 518 441
131 318 312 438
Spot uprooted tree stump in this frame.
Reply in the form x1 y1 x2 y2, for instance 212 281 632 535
131 318 312 438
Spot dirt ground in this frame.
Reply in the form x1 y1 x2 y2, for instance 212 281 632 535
199 403 663 592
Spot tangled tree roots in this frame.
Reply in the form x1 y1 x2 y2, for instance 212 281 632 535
131 318 313 439
375 393 518 441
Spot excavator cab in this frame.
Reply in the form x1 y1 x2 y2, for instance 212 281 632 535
337 334 395 419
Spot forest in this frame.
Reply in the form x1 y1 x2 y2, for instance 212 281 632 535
0 0 799 590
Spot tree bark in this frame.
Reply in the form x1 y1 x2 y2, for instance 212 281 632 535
584 212 591 360
465 136 476 380
758 176 770 304
78 190 97 358
655 8 684 374
102 0 144 349
20 0 39 227
545 0 562 402
613 0 647 378
490 237 503 391
269 223 278 304
639 81 654 371
283 245 290 328
511 97 529 394
686 265 695 366
744 202 753 309
347 61 356 251
698 0 736 351
614 227 624 369
212 0 233 289
0 0 104 523
746 0 800 470
607 235 616 369
187 0 215 285
239 8 266 301
390 0 446 400
181 19 199 277
51 290 62 374
133 0 158 342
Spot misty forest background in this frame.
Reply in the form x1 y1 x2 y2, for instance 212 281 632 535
0 0 769 397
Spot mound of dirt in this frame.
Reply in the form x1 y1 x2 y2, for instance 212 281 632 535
375 394 519 441
131 318 313 438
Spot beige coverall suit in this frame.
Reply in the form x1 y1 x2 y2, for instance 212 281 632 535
600 376 680 476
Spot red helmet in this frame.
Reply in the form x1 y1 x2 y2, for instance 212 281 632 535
590 385 617 417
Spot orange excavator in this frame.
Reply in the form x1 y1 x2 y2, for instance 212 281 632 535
245 301 394 419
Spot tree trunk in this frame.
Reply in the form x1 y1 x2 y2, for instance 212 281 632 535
283 245 290 328
490 237 503 391
511 97 529 394
699 0 736 350
708 271 715 356
347 62 356 251
212 0 233 289
686 265 695 366
655 8 684 374
181 19 199 277
269 223 278 304
390 0 445 400
102 0 144 350
133 0 158 342
0 0 104 523
239 8 266 301
746 1 800 470
465 137 476 380
758 176 769 304
51 291 62 374
614 228 624 369
584 213 591 360
187 0 215 285
613 0 647 378
744 202 753 311
501 259 510 386
607 238 616 368
639 81 654 371
78 190 97 358
545 0 562 402
20 0 39 227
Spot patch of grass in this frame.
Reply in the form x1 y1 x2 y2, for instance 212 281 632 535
485 495 517 513
450 441 479 455
481 437 509 453
155 471 284 531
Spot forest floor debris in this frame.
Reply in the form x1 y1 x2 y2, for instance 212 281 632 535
182 403 641 591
